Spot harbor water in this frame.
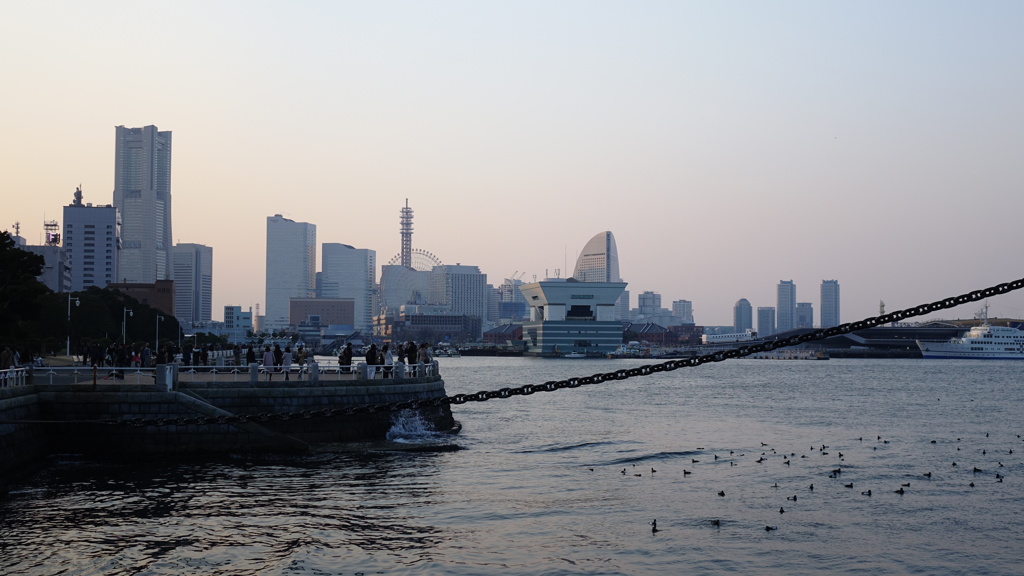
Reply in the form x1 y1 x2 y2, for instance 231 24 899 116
2 357 1023 575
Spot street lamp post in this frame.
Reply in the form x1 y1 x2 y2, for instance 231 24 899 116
66 294 80 357
122 307 134 345
155 315 165 352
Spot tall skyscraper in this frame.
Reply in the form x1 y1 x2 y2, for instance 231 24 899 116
265 214 316 331
430 264 489 323
734 298 753 333
757 306 776 336
638 291 661 316
796 302 814 329
63 186 120 291
172 243 213 328
321 243 377 334
572 231 621 282
112 125 172 283
777 280 796 332
820 280 841 328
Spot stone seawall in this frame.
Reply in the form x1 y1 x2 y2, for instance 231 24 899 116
1 374 455 485
0 386 47 487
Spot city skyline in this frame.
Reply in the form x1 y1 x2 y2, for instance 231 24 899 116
4 3 1024 326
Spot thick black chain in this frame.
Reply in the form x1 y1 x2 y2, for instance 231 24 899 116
112 278 1024 427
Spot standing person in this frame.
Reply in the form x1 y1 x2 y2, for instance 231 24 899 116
382 344 394 378
365 343 378 379
295 346 306 379
281 346 293 381
273 344 284 377
0 346 12 370
262 345 275 380
233 344 242 367
406 341 417 369
246 345 256 366
339 343 353 375
417 343 432 376
141 343 152 368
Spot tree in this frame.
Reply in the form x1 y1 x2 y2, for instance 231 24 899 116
0 231 50 344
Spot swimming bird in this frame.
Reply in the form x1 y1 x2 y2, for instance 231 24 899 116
692 459 700 463
787 495 798 501
772 483 779 488
901 483 910 487
711 519 720 527
683 469 692 476
718 490 725 497
765 525 778 531
651 468 656 474
756 457 765 463
651 519 659 533
809 484 814 491
779 507 785 513
923 472 932 478
844 483 854 489
895 487 905 495
973 467 983 473
969 482 975 487
862 490 872 496
714 455 719 460
621 469 626 475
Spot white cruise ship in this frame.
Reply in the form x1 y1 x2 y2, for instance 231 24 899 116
917 311 1024 359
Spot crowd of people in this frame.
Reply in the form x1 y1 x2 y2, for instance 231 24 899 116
2 340 438 382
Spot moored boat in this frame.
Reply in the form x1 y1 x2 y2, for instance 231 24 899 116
916 307 1024 359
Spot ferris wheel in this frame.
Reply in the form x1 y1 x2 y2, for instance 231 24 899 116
386 248 443 272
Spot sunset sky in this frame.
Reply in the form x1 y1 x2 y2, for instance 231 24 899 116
3 1 1023 326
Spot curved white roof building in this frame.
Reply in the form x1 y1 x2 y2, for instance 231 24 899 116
572 231 620 282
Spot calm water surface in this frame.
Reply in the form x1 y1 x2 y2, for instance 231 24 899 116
2 357 1023 575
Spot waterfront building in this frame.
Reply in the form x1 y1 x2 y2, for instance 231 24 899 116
758 306 776 337
107 280 175 317
374 304 481 344
734 298 753 333
112 125 172 283
289 298 355 328
672 300 694 324
519 278 628 356
321 243 376 335
171 243 212 328
638 291 661 317
24 244 71 293
821 279 841 328
429 265 488 339
572 231 621 283
572 231 628 320
796 302 814 329
224 306 254 341
264 214 316 331
63 186 120 291
777 280 796 332
379 265 431 313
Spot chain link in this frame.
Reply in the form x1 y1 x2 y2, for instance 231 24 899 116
110 277 1024 427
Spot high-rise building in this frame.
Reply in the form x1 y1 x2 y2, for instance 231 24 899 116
430 264 489 332
638 291 661 316
734 298 753 333
777 280 796 332
796 302 814 329
757 306 776 336
321 243 376 334
821 280 841 328
672 300 694 324
63 186 120 291
572 231 621 283
112 125 172 283
172 243 213 328
265 214 316 331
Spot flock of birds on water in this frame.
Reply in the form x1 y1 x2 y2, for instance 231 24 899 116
590 432 1023 534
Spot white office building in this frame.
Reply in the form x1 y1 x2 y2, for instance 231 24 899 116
63 186 120 291
112 125 172 283
265 214 316 331
172 243 213 328
321 243 376 335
